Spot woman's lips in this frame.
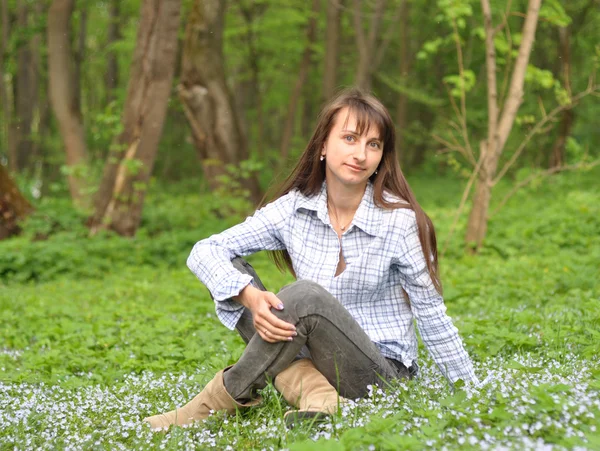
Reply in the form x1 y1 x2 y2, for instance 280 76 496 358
345 164 364 171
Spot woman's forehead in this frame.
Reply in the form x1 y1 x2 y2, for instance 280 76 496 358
335 107 382 138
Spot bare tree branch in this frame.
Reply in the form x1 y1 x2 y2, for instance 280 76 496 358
352 0 367 60
492 0 513 35
490 159 600 217
450 17 475 163
373 1 404 69
499 12 514 107
481 0 499 164
537 95 547 118
494 0 542 159
432 134 471 161
441 143 487 256
367 0 386 51
441 82 477 166
492 83 599 185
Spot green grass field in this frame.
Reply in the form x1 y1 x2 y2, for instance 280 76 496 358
1 169 599 450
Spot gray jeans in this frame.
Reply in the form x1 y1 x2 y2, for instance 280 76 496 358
222 257 414 401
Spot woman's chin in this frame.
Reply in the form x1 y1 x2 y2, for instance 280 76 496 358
326 169 371 187
336 178 369 188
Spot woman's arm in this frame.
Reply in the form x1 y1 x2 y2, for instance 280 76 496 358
393 211 479 386
187 192 295 324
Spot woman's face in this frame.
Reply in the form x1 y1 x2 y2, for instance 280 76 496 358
321 107 383 189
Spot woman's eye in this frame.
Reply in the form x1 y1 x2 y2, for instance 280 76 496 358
369 141 381 149
344 135 355 142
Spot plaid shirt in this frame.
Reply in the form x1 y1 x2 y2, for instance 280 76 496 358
187 181 478 384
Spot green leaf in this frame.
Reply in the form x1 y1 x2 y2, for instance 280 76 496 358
505 360 543 373
539 0 572 27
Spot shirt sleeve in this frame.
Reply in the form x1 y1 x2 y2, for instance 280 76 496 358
393 211 479 386
186 192 295 329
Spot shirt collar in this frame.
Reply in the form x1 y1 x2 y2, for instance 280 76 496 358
295 181 382 237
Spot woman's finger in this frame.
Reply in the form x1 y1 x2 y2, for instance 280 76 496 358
252 296 296 341
258 329 272 342
263 292 285 311
258 329 280 343
255 303 296 333
261 318 296 339
255 320 296 342
265 311 296 332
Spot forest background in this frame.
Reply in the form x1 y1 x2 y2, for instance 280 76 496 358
1 0 599 450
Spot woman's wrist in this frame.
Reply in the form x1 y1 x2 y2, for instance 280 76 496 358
233 283 259 309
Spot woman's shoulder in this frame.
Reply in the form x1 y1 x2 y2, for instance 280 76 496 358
380 191 417 230
262 189 301 208
381 189 409 206
381 190 414 215
257 189 306 221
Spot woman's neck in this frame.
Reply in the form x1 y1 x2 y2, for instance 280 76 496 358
326 178 366 215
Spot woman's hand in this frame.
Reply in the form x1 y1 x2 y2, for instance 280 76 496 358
234 284 297 343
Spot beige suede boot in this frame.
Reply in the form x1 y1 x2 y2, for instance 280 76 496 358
144 367 260 431
274 359 347 427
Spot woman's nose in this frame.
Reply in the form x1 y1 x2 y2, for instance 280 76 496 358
353 144 367 161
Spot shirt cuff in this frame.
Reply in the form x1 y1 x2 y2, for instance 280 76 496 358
210 273 254 303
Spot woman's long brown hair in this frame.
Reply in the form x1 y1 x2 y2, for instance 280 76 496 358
263 88 442 295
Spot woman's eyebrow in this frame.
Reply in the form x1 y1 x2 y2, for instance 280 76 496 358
339 128 382 141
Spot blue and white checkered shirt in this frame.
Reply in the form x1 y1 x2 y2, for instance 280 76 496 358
187 181 478 384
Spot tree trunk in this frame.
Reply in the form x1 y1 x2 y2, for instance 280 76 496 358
237 0 266 157
89 0 181 236
301 79 315 139
0 0 12 165
27 1 45 171
410 110 435 171
179 0 262 204
74 4 87 110
0 163 33 239
465 142 498 249
14 0 43 175
352 0 386 91
549 26 573 169
279 0 319 165
47 0 90 208
549 108 573 169
14 1 34 173
2 0 19 173
323 0 341 101
395 0 410 161
465 0 542 250
36 91 52 195
105 0 120 102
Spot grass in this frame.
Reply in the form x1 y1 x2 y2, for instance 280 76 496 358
1 168 599 450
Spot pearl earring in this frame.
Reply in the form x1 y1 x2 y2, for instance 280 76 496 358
374 170 378 175
320 155 325 161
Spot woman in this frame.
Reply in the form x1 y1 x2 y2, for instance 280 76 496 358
144 88 478 430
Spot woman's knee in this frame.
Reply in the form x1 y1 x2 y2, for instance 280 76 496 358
277 279 333 311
